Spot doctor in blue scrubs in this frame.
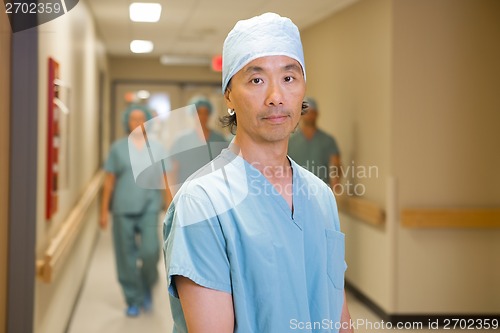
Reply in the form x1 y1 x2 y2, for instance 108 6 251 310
101 104 171 317
163 13 353 333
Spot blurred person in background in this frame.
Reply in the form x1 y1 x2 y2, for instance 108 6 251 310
169 96 228 190
100 104 172 317
288 96 341 190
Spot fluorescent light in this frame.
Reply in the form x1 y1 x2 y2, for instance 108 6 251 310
137 90 150 99
160 54 210 66
130 40 154 53
129 3 162 22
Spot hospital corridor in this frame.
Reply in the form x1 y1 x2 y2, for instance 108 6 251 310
1 1 499 333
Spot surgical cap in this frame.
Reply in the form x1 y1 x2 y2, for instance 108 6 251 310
122 104 153 133
189 95 213 115
222 12 306 93
304 97 318 111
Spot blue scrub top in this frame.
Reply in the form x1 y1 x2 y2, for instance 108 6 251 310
163 148 347 333
104 138 170 215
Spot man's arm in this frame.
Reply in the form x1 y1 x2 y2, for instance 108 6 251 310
175 275 234 333
168 160 180 197
162 172 173 209
339 290 354 333
100 172 115 229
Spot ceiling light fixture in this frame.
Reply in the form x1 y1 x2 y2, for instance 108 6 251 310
136 90 150 99
130 40 154 53
160 55 211 66
129 3 162 23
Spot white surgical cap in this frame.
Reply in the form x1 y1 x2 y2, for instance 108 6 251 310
222 12 306 93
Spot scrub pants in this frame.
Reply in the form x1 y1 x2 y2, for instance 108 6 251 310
112 212 160 307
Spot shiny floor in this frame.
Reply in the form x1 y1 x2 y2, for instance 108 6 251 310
68 228 489 333
67 226 173 333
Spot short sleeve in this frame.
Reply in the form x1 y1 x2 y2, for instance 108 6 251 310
327 135 340 157
104 143 118 173
163 193 232 298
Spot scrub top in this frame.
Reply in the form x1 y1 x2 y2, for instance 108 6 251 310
288 128 340 184
170 130 228 186
163 148 347 333
104 138 169 215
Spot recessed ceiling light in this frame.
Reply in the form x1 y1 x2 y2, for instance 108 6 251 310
129 3 162 23
130 40 154 53
137 90 150 99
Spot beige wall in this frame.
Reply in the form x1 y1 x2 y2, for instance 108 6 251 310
392 0 500 313
303 0 500 315
0 7 11 333
302 0 395 312
34 2 109 333
109 56 221 83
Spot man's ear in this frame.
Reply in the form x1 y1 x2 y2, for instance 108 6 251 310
224 89 234 109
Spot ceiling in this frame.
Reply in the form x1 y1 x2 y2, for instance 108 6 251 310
85 0 359 60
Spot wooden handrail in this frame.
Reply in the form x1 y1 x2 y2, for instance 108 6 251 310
37 171 104 283
337 194 385 226
401 208 500 228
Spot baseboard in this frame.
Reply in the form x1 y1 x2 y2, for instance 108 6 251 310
345 280 500 327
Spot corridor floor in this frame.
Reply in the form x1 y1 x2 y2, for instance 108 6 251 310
67 227 493 333
67 227 174 333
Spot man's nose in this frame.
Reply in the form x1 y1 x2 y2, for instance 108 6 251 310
265 81 284 106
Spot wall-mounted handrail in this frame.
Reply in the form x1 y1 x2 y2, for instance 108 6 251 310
36 171 104 283
401 208 500 228
337 194 385 226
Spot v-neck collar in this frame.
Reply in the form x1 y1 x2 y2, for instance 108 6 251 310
224 150 303 230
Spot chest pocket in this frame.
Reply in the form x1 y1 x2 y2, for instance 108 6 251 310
325 229 346 290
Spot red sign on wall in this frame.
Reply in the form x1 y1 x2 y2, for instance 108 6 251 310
46 57 60 220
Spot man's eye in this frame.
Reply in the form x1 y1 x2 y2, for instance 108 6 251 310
284 76 294 82
251 78 263 84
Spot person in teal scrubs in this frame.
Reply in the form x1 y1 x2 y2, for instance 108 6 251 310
169 96 228 191
288 97 341 189
163 13 353 333
101 104 171 317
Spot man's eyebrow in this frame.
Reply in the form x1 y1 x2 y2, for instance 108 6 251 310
244 65 264 74
243 63 302 75
283 63 302 72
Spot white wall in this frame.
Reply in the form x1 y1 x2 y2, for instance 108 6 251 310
34 2 109 333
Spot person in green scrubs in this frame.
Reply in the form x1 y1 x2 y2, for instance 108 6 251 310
288 97 342 190
100 104 171 317
169 96 228 191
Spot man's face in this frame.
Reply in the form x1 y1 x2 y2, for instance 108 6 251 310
225 55 305 144
301 108 318 126
196 106 210 129
128 110 147 134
